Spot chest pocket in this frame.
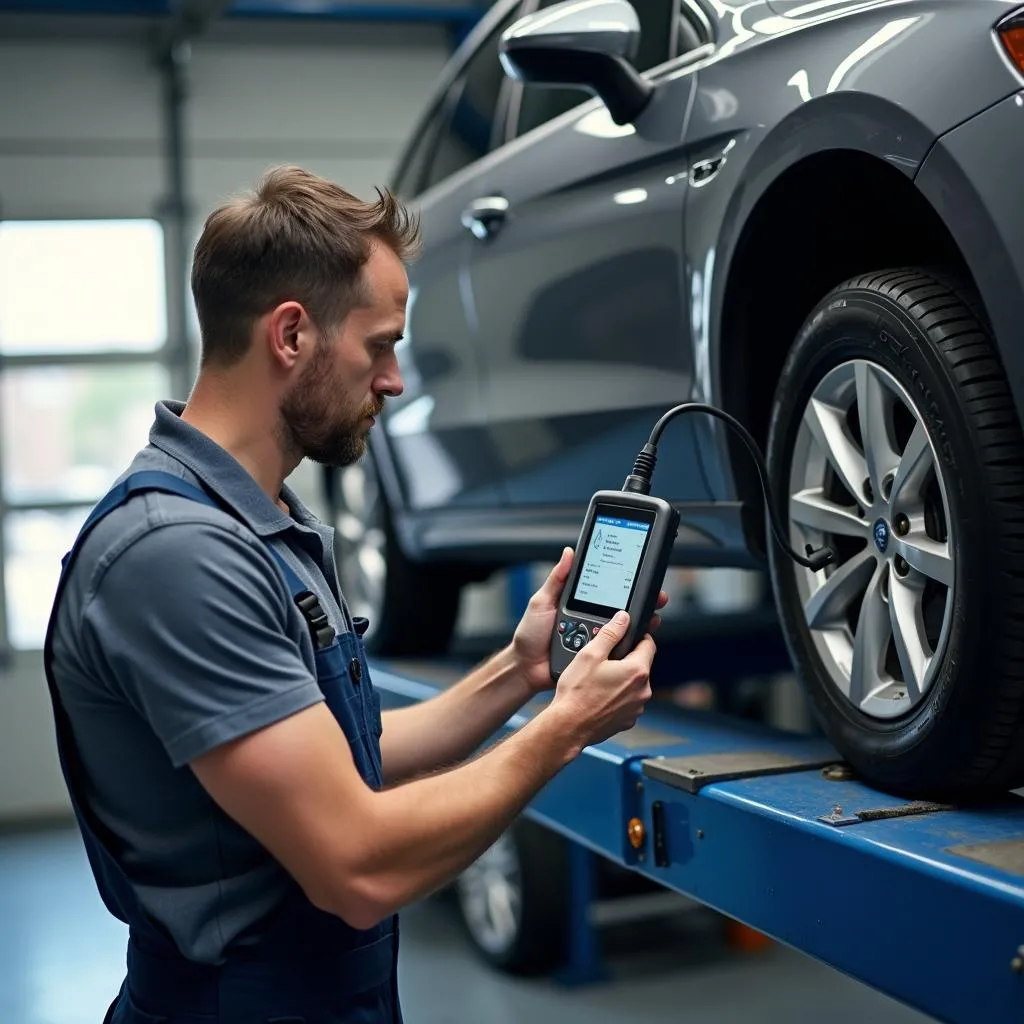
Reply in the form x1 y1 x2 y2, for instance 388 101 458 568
292 586 385 788
313 640 384 789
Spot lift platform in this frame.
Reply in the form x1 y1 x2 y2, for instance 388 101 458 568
371 654 1024 1024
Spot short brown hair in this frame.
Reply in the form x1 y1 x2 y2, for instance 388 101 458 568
190 165 420 368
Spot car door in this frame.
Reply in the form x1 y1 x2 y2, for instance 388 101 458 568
464 0 714 515
375 2 525 514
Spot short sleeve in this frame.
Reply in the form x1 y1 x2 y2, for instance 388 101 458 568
81 521 324 768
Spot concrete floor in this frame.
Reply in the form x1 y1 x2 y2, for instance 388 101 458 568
0 824 935 1024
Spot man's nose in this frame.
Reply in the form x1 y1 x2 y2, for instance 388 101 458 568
376 359 404 399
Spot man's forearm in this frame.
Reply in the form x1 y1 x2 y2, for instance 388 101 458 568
344 703 580 923
378 644 537 785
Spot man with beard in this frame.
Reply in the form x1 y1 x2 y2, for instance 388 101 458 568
44 166 661 1024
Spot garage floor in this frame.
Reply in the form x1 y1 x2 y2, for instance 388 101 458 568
0 825 935 1024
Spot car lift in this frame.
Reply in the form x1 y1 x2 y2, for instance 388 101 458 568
371 639 1024 1024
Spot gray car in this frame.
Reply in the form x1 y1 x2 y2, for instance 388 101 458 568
324 0 1024 799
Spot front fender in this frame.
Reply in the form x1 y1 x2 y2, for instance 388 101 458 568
680 0 1022 499
914 89 1024 423
707 89 936 398
687 93 940 502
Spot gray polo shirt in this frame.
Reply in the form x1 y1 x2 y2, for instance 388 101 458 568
50 399 358 964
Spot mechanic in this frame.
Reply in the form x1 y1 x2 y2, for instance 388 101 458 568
44 165 663 1024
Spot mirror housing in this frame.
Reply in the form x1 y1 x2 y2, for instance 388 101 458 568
499 0 653 126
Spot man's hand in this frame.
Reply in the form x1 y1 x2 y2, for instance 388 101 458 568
547 610 657 749
510 546 669 694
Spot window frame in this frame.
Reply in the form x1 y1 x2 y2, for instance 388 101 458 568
680 0 715 47
388 0 531 200
0 214 174 656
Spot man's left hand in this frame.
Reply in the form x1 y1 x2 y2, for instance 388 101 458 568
510 546 669 695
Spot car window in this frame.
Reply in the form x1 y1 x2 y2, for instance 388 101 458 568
421 9 521 192
391 106 444 199
678 0 713 50
513 0 680 139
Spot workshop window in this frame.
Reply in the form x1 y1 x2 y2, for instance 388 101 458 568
0 218 169 652
0 220 166 355
1 364 166 505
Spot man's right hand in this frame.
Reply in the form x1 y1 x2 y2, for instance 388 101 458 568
548 610 656 751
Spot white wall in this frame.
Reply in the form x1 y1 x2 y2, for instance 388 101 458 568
0 14 453 823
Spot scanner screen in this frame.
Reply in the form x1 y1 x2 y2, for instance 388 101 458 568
572 514 651 612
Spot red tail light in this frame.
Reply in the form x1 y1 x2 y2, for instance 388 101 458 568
999 12 1024 72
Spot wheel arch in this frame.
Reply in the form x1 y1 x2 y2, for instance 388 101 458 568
709 141 977 556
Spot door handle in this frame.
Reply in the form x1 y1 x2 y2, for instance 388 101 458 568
461 196 509 240
690 156 725 187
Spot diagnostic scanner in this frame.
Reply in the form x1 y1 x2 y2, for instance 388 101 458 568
550 491 679 678
550 402 837 680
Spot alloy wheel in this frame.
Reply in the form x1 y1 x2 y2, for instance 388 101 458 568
331 458 388 627
787 359 955 720
456 832 523 957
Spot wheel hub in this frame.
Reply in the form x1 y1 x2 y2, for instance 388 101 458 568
872 517 890 554
786 359 955 721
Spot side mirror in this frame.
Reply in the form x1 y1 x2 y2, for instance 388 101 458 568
498 0 653 126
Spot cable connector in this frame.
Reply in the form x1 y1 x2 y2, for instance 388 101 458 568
803 547 835 572
623 442 658 494
639 402 836 572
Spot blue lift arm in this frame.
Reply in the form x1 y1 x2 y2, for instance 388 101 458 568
372 662 1024 1024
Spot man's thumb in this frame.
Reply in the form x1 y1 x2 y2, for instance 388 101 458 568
541 547 574 596
588 609 630 656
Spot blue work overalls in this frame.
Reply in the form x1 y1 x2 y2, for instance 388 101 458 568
42 470 402 1024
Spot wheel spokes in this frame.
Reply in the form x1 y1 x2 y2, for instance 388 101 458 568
804 548 876 630
332 461 388 624
855 361 900 496
889 573 930 703
789 358 955 720
888 420 934 511
791 488 868 538
804 396 870 502
895 533 953 588
486 879 519 946
458 835 522 953
848 564 891 708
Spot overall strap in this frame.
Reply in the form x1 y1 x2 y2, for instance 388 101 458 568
78 470 322 605
120 468 333 638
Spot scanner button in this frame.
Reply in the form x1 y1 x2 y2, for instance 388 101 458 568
591 625 601 637
557 620 568 634
570 632 586 651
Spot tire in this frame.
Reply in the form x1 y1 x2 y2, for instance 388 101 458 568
326 455 464 657
765 268 1024 800
455 818 568 975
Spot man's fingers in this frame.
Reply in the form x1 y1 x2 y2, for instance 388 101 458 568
655 590 669 610
628 632 657 670
585 610 630 659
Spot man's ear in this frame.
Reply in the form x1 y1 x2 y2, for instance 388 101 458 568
267 301 307 368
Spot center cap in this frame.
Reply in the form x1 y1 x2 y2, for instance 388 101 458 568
873 517 890 554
